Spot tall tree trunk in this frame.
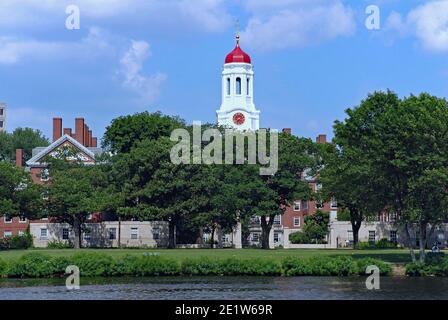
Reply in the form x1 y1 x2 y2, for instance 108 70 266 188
118 216 121 248
210 225 216 249
349 208 362 249
404 222 416 263
419 221 427 263
168 219 176 249
260 215 274 250
73 217 82 249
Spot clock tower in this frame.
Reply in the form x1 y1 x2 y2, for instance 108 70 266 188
216 33 260 131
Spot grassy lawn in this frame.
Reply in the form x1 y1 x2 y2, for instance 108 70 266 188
0 248 422 264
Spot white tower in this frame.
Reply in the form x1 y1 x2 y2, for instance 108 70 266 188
216 34 260 131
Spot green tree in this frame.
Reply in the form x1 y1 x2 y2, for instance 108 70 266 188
238 131 318 249
0 161 44 219
303 210 329 244
46 165 109 249
102 111 185 153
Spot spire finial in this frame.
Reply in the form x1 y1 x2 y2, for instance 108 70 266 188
235 19 240 45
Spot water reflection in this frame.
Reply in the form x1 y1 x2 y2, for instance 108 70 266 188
0 277 447 300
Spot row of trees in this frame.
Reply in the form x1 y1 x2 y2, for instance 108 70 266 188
2 91 448 261
320 91 448 263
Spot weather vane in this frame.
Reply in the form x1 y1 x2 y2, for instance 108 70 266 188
235 19 240 44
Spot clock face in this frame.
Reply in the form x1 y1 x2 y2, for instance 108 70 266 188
233 112 245 126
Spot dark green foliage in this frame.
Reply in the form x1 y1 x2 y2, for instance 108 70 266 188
8 253 57 278
180 257 282 276
357 239 397 250
0 258 6 276
10 233 33 249
0 128 49 162
406 254 448 276
46 240 74 249
289 231 310 244
70 253 114 277
282 256 391 276
0 253 393 278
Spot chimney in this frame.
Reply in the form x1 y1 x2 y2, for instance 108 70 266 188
88 130 93 147
282 128 292 135
75 118 85 145
84 124 90 147
15 149 23 168
316 134 327 144
53 118 62 142
91 137 98 148
63 128 72 136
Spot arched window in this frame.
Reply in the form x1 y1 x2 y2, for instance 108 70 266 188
246 77 250 95
226 78 230 95
236 77 241 95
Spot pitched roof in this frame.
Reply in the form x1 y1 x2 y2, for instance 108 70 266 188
26 134 96 167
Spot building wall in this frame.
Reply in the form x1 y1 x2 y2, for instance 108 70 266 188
0 216 29 238
30 221 169 248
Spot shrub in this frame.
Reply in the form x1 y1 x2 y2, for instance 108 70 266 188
357 239 397 250
289 231 310 244
10 233 33 250
282 256 391 276
47 240 74 249
356 258 392 275
0 238 11 250
406 254 448 276
181 257 223 276
134 256 180 276
0 258 6 276
8 253 57 278
70 253 114 277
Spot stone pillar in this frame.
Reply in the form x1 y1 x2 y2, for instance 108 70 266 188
233 222 242 249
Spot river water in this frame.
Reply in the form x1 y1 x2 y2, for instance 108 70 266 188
0 276 446 300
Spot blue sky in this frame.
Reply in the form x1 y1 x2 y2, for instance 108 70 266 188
1 0 448 141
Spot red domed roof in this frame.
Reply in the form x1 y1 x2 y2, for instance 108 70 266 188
225 35 251 64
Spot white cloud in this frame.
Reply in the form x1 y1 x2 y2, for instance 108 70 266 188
385 0 448 52
0 0 232 33
120 40 167 104
0 27 113 65
240 0 356 51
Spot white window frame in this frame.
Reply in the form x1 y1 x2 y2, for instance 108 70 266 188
19 216 27 223
40 228 48 240
4 231 12 238
152 228 160 240
273 215 281 226
108 228 117 240
390 230 397 243
251 232 260 242
18 231 24 236
347 230 353 241
368 230 376 243
315 183 322 192
131 227 139 240
62 228 69 240
293 217 301 227
315 200 324 209
293 201 301 212
274 232 280 243
4 215 12 224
